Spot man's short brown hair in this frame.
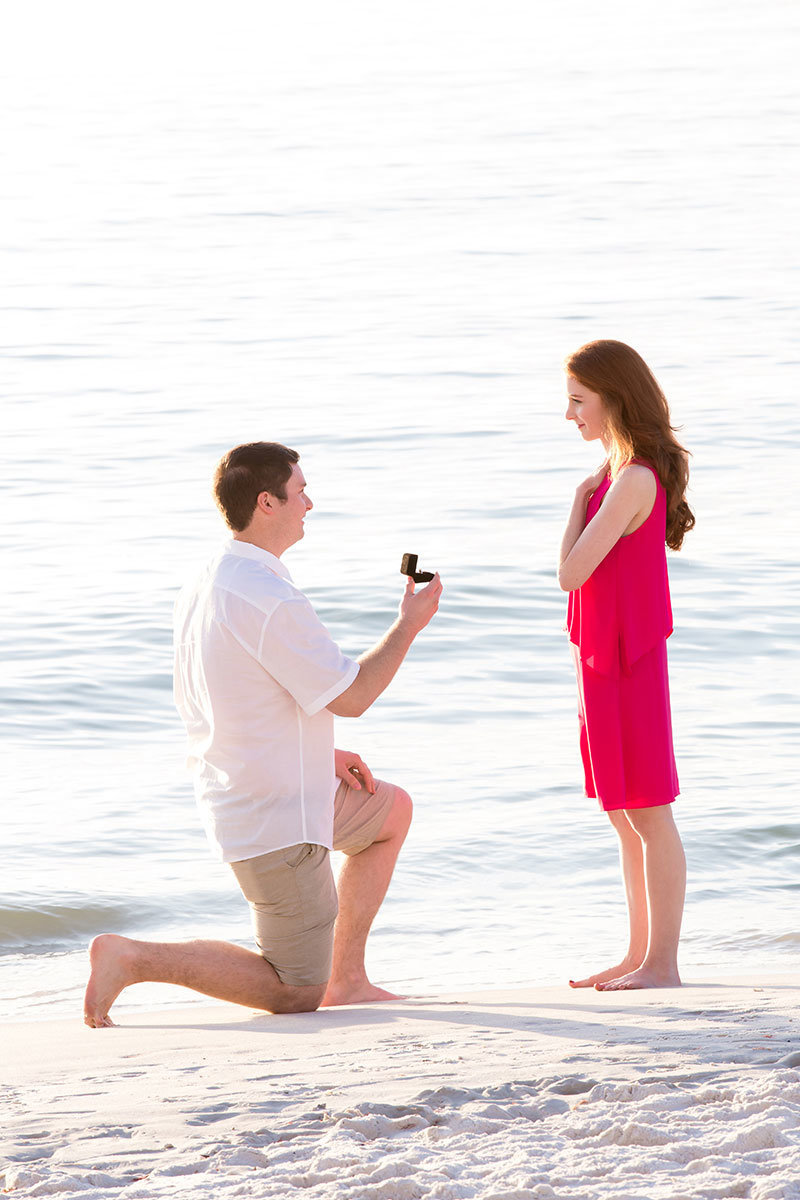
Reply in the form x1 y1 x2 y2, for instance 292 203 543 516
213 442 300 532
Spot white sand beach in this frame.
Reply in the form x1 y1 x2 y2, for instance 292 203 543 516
3 977 799 1199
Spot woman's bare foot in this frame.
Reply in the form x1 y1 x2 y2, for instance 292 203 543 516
320 976 399 1007
83 934 139 1027
569 958 642 988
595 965 681 991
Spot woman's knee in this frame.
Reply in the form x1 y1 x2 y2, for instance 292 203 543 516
625 804 677 839
607 809 634 835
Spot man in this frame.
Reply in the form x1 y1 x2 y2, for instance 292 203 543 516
84 441 441 1027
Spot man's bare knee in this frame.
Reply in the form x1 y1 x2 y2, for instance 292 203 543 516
269 983 326 1014
381 787 413 840
393 787 413 830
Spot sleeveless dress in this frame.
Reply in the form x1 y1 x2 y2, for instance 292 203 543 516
566 463 679 811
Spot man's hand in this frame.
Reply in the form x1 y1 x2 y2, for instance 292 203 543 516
398 573 442 635
335 748 376 793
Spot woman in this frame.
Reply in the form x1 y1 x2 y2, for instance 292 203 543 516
558 339 694 990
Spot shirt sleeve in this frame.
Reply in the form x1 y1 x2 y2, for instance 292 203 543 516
256 595 360 716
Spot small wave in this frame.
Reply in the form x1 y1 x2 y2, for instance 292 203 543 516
0 897 163 953
713 929 800 952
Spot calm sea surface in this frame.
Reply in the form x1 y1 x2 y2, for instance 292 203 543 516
2 1 798 1020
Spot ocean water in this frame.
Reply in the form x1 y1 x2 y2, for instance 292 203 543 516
2 1 798 1021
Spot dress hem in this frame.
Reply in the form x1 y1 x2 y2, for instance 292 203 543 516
589 791 679 813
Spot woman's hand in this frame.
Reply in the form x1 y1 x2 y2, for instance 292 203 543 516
559 459 611 590
334 748 376 793
559 463 656 592
578 459 610 500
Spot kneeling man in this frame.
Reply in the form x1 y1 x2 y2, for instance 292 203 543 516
84 441 442 1026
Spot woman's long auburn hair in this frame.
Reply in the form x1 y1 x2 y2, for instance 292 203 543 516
565 339 695 550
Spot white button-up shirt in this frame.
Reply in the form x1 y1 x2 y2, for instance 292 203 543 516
173 540 359 863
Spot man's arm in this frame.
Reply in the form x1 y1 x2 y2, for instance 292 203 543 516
334 748 376 792
327 574 442 718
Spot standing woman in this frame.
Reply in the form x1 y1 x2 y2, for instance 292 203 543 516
559 339 694 991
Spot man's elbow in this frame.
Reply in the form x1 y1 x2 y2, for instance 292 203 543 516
327 693 368 718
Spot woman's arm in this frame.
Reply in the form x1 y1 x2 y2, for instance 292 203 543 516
559 462 608 578
558 464 656 592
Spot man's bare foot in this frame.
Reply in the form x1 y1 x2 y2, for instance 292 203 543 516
320 977 400 1007
595 965 681 991
84 934 139 1027
569 959 642 989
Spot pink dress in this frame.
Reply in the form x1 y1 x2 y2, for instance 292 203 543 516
566 463 679 811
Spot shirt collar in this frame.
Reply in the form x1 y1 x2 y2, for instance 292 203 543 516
224 538 293 582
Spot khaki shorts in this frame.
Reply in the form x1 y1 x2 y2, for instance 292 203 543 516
229 778 399 987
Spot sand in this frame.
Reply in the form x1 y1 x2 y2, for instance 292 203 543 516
3 977 800 1199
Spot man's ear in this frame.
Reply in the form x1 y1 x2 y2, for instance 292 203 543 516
255 491 274 515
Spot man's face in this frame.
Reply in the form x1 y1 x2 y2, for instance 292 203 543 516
270 463 313 550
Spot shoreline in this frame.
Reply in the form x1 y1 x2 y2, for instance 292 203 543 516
4 975 800 1198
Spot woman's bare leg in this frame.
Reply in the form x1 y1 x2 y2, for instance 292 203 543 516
596 804 685 990
570 809 650 987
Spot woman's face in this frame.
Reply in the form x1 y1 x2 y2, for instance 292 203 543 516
565 375 608 443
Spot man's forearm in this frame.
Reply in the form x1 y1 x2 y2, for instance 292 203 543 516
328 574 442 718
328 618 417 717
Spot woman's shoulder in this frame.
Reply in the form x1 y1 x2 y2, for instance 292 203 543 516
613 461 658 496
